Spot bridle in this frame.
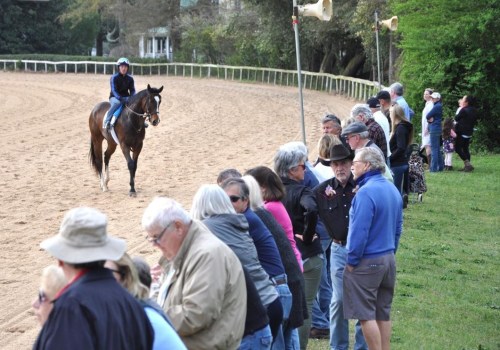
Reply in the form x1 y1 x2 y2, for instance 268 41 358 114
124 94 160 130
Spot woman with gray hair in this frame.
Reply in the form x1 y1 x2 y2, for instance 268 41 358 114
273 146 323 350
190 184 280 348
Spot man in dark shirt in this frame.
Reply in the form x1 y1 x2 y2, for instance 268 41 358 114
34 207 153 350
313 144 367 350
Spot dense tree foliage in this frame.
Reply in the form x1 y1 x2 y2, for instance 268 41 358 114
0 0 94 55
393 0 500 150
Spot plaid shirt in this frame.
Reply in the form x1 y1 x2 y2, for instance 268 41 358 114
366 119 388 159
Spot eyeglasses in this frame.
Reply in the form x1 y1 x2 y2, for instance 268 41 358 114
345 134 358 141
229 195 243 203
38 289 48 304
293 164 306 170
146 222 173 245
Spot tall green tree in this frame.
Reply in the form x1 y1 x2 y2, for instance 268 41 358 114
393 0 500 150
0 0 92 55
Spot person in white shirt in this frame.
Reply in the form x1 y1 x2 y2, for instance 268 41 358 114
367 97 391 163
421 88 434 166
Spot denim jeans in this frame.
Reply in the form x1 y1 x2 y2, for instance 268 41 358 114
429 132 444 172
391 164 409 194
239 325 273 350
285 328 300 350
105 97 122 124
272 278 293 350
330 242 367 350
312 239 332 330
298 254 323 350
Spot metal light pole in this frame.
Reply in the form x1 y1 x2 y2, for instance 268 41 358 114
374 10 381 90
292 0 307 145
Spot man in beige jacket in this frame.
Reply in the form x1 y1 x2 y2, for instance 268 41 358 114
142 197 247 350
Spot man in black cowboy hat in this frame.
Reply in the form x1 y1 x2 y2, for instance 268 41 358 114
313 144 367 350
34 207 154 350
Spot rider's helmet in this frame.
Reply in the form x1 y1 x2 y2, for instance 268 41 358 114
117 57 130 67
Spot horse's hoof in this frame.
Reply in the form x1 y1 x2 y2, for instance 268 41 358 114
129 191 137 197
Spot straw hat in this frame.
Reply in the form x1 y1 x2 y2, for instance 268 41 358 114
41 207 126 264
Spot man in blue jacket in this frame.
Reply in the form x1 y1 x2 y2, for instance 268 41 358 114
34 207 154 350
426 92 444 172
343 147 403 350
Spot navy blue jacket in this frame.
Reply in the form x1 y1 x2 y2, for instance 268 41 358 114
109 73 136 100
426 101 443 133
244 208 286 278
33 268 154 350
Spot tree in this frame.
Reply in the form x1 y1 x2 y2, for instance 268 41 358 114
393 0 500 151
0 0 92 55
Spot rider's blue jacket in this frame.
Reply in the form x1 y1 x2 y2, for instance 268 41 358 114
109 73 135 100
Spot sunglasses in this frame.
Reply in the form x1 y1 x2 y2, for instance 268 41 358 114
107 267 124 278
38 289 48 304
229 195 243 203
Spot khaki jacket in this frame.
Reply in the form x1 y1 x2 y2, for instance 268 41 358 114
159 220 247 350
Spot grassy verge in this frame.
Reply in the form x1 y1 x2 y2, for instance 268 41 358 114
309 154 500 349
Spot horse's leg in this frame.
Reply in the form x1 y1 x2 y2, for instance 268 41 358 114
121 143 143 197
103 142 117 191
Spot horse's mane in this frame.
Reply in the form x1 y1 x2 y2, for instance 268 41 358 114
128 86 162 105
128 89 148 105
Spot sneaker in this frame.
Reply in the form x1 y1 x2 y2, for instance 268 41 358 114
403 194 409 209
309 327 329 339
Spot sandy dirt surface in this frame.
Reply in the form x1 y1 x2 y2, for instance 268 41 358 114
0 71 356 348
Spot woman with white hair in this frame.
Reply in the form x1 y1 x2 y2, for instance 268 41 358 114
32 265 67 326
190 184 279 348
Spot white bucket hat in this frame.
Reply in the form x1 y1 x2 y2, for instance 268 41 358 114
41 207 126 264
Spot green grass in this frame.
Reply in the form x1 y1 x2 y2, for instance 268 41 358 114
308 154 500 350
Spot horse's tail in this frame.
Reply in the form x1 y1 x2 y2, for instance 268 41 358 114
89 139 100 175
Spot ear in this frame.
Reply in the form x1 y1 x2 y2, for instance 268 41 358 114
158 86 164 93
147 84 151 90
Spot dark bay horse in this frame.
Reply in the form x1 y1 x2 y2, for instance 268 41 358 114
89 84 164 196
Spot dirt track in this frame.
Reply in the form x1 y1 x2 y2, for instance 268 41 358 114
0 72 355 348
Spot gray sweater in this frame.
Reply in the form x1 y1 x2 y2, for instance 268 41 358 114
203 213 278 307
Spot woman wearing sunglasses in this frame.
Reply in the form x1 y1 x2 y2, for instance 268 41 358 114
32 265 67 326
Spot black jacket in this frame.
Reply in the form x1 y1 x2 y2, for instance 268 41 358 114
280 177 323 260
33 268 154 350
455 106 478 136
389 120 413 166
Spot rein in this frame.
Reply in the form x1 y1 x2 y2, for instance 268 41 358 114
124 95 160 132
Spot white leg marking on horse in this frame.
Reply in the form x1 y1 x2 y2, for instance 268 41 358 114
100 172 107 192
105 167 110 187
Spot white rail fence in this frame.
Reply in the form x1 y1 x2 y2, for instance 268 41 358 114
0 59 380 101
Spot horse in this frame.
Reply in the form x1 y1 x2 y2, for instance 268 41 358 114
88 84 164 196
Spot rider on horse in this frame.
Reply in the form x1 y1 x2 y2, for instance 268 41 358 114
103 57 136 130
